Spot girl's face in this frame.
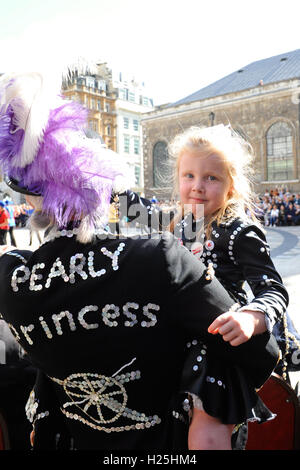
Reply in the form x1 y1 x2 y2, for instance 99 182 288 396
178 150 233 218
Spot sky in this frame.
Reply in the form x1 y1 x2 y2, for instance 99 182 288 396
0 0 300 105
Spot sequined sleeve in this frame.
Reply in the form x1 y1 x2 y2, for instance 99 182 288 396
116 190 173 231
0 249 32 267
162 233 279 387
232 225 289 329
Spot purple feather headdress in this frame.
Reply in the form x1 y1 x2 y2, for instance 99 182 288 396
0 72 129 230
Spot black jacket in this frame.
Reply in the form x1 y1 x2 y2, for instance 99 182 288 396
0 229 278 449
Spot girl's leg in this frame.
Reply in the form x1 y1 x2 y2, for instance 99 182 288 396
188 408 235 450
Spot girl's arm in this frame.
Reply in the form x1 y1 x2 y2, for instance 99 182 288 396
233 224 288 331
208 223 289 346
112 190 171 231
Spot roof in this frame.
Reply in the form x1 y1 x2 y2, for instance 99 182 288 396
172 49 300 107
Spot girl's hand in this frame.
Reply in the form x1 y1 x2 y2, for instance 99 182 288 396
208 310 267 346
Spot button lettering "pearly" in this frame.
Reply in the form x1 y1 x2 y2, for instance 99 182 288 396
10 243 126 292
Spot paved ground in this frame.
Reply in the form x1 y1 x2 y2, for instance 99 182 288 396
265 225 300 332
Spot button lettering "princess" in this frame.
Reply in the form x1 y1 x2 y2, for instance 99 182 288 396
9 302 161 346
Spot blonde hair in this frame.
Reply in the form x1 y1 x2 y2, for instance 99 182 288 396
168 125 260 236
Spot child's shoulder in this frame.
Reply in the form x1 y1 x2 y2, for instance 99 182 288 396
216 216 266 240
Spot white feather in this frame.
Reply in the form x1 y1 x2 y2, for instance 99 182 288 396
0 71 61 168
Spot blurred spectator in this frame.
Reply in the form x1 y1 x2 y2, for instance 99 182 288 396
108 196 120 235
269 205 279 226
294 204 300 225
278 205 286 226
14 204 29 227
4 198 17 246
264 203 272 226
0 202 9 245
285 202 296 226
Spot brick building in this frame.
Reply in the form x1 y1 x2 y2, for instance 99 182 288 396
62 62 154 194
62 64 118 152
142 49 300 200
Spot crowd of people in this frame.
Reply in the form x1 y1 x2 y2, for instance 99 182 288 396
0 197 38 246
254 187 300 227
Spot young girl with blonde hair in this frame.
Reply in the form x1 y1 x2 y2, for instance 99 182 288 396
122 124 291 449
167 124 299 449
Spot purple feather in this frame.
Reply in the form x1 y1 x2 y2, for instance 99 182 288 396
3 101 125 226
0 105 24 171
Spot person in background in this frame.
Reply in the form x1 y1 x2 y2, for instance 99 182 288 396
0 202 9 245
108 195 120 235
294 203 300 225
26 204 42 246
269 204 279 227
4 198 17 246
278 204 286 226
285 202 296 226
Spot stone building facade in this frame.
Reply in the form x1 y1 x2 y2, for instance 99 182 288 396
142 50 300 200
62 62 154 194
62 66 118 152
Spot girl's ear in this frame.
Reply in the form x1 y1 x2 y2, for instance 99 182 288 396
227 185 234 198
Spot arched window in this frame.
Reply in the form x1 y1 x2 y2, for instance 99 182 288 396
153 141 169 187
266 122 294 181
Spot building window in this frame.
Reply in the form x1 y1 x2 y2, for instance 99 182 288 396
133 119 139 131
86 76 95 88
153 141 169 187
90 98 95 109
124 135 130 153
89 120 97 132
97 79 106 91
106 125 111 136
266 122 294 181
128 92 135 103
143 97 149 106
119 88 128 100
123 117 129 129
97 100 101 111
77 77 86 86
105 103 110 113
134 165 140 186
134 137 140 155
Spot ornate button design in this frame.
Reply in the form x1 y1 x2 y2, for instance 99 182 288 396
50 362 161 433
205 240 214 251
